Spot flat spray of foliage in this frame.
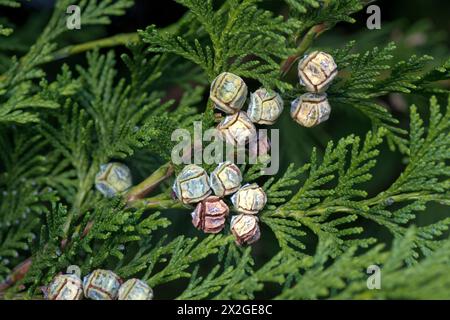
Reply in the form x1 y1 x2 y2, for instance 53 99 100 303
0 0 449 299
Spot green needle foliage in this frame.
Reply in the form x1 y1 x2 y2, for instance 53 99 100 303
140 0 298 91
0 0 449 300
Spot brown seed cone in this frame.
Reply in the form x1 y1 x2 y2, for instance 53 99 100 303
191 196 229 233
298 51 338 93
230 214 261 246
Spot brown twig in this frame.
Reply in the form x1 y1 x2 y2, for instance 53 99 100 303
0 258 32 293
280 23 328 78
126 162 174 203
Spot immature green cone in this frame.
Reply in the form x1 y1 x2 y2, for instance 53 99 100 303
231 183 267 215
209 161 242 197
46 274 83 300
291 93 331 127
95 162 132 198
83 269 122 300
298 51 338 93
118 279 154 300
210 72 248 114
247 88 284 125
172 164 211 204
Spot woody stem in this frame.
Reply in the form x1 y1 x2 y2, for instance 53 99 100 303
125 162 175 203
280 23 328 78
128 194 187 210
51 32 139 60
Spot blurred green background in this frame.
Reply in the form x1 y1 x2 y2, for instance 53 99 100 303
2 0 449 298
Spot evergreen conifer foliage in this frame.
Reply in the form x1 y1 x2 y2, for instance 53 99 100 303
0 0 449 299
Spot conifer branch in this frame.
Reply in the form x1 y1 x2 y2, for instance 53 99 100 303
1 0 450 300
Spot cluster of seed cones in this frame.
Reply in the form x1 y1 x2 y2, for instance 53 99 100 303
290 51 338 128
173 161 266 245
46 266 153 300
